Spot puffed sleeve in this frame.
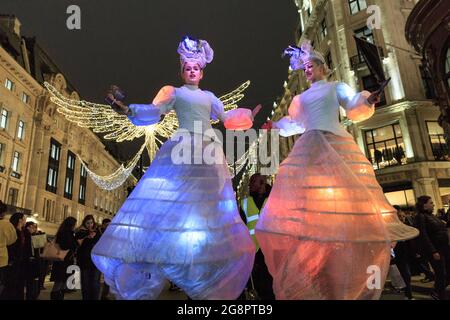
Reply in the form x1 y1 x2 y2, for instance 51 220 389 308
208 91 254 130
128 86 176 126
336 82 374 122
274 95 305 137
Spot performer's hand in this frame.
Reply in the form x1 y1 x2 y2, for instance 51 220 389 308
111 100 130 115
252 104 262 118
367 91 381 105
106 85 129 115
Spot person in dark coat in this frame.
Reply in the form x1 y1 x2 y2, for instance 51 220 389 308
23 222 40 300
50 217 78 300
3 212 26 300
75 215 102 300
401 207 435 281
415 196 450 300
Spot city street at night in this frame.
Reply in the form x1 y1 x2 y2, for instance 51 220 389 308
0 0 449 304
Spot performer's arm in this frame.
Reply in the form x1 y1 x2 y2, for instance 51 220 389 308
336 82 375 122
208 91 258 130
107 86 176 126
267 95 305 137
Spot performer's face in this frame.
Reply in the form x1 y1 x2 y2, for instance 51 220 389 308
182 62 203 85
304 60 325 82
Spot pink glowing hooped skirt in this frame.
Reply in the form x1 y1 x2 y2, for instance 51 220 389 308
256 130 418 300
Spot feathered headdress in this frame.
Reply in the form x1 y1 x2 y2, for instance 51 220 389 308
283 40 327 71
177 36 214 69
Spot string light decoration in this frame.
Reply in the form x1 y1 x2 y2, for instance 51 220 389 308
78 138 148 191
211 81 250 124
44 81 251 190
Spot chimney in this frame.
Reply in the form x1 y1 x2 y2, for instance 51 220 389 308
0 15 21 37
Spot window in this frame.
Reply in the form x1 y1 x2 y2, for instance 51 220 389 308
365 123 407 170
50 141 60 161
11 151 21 173
0 109 9 129
64 177 73 198
7 188 18 206
17 120 25 140
4 78 14 91
354 26 374 65
67 152 75 170
320 18 328 41
46 138 61 193
427 121 449 161
348 0 367 15
385 189 416 208
64 151 76 199
21 92 30 104
43 198 55 222
79 164 87 205
362 74 386 107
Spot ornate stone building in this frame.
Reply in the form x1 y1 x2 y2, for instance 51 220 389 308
406 0 450 148
0 15 136 234
271 0 450 209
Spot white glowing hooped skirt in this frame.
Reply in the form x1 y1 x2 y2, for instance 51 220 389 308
92 134 255 300
255 130 418 300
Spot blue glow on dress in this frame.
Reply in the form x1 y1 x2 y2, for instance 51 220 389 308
92 85 255 300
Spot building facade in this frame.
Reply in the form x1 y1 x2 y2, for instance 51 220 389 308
406 0 450 148
271 0 450 209
0 15 136 234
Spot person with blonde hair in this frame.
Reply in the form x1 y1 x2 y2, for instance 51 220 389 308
0 201 16 298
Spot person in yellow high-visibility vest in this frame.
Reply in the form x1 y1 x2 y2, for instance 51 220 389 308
239 174 275 300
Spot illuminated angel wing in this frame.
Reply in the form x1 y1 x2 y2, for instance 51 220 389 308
44 82 179 144
211 80 251 124
44 82 147 142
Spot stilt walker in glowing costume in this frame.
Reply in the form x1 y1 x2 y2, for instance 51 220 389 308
91 36 259 300
256 41 418 300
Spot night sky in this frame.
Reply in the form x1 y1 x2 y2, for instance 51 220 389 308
0 0 298 162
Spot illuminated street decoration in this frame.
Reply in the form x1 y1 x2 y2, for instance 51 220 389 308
45 81 250 189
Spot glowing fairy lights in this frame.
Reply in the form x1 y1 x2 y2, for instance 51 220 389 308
44 81 251 190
